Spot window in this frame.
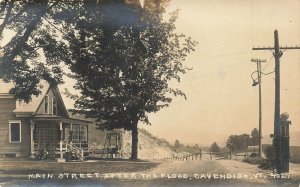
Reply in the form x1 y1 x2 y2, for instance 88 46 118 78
80 125 88 143
63 124 71 142
9 121 21 143
44 96 49 113
52 97 57 115
72 124 80 143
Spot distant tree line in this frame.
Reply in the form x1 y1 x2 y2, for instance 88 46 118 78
173 139 200 150
226 128 259 152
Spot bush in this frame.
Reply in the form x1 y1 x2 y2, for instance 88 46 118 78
250 152 259 157
290 146 300 163
264 146 275 161
259 146 275 169
243 157 263 165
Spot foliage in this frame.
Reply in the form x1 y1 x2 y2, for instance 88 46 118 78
259 145 275 169
210 142 220 153
174 139 181 149
63 3 196 159
264 145 275 161
290 146 300 163
226 128 259 152
0 0 196 159
0 0 173 103
250 128 259 146
226 134 251 152
34 147 50 160
0 0 64 102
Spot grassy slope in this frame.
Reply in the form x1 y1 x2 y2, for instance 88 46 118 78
88 124 106 148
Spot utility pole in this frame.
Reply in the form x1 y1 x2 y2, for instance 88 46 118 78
251 58 266 157
252 30 300 173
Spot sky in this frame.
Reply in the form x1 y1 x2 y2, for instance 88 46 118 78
1 0 300 147
140 0 300 146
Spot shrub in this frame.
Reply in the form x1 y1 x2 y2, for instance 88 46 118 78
259 145 275 169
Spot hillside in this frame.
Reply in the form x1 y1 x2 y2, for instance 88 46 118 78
88 124 188 160
88 123 107 147
122 129 189 160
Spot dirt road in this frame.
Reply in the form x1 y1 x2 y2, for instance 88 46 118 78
1 159 299 186
106 159 300 186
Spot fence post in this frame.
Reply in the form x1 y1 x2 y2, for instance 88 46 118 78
210 153 212 160
200 149 202 160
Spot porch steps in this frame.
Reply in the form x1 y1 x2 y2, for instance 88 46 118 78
65 143 85 161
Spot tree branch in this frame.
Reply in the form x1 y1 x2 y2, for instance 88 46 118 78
0 0 13 38
0 0 61 74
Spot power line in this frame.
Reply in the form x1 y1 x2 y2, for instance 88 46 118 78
250 58 266 157
262 54 274 72
252 30 300 174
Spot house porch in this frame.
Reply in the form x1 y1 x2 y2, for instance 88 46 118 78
30 117 89 161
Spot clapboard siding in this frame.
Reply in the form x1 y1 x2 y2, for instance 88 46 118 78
0 98 31 156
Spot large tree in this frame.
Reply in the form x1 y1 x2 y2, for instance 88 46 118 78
0 0 63 102
0 0 170 102
64 5 196 159
0 0 196 159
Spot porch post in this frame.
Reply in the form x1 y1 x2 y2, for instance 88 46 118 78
79 124 81 149
30 121 35 155
58 121 65 162
70 123 73 146
86 125 88 146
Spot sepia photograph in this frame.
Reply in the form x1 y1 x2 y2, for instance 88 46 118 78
0 0 299 186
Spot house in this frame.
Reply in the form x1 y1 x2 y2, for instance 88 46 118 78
0 80 93 162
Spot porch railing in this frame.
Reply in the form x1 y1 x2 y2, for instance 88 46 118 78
66 142 84 161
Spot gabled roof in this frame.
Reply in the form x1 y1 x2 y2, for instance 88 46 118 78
0 79 68 117
67 111 94 123
50 86 70 118
14 82 50 113
0 79 93 123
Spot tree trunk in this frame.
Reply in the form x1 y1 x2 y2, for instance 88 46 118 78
130 120 138 160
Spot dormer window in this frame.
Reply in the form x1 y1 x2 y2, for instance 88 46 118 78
52 97 57 115
44 96 49 114
44 95 58 115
